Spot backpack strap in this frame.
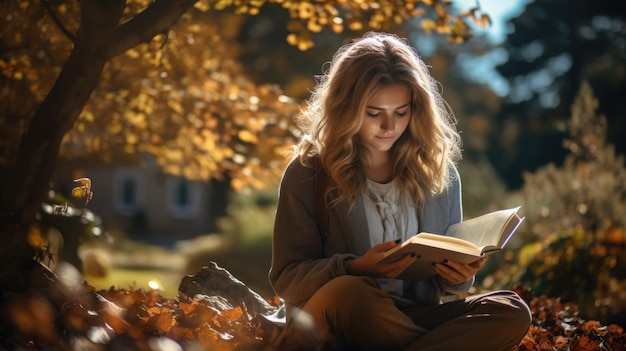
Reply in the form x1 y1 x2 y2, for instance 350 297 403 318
313 157 331 243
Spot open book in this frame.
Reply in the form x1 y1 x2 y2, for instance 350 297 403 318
377 206 525 281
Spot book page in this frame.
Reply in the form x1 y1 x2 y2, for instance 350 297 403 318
411 233 481 256
378 233 483 266
377 206 524 281
445 207 521 250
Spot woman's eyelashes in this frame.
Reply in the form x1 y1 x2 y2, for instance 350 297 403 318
365 109 410 118
395 110 409 117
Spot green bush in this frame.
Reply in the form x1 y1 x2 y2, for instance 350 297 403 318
216 187 278 253
481 82 626 325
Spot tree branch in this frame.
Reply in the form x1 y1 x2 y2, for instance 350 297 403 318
108 0 198 59
10 0 127 216
42 0 77 43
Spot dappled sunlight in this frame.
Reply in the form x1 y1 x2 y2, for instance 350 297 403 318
1 0 625 349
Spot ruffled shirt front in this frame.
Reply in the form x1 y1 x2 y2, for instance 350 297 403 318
362 178 418 296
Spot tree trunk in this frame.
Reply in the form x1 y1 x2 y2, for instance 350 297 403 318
0 0 199 285
0 0 126 280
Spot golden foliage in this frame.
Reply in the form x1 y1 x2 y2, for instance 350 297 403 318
520 82 626 236
59 12 301 189
511 286 626 351
482 82 626 327
90 286 282 350
4 270 625 350
201 0 488 49
0 0 488 189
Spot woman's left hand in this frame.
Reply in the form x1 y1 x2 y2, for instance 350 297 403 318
433 256 489 285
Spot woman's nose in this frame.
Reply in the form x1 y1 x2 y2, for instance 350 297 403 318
381 115 394 131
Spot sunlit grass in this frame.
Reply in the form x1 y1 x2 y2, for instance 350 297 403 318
84 268 184 299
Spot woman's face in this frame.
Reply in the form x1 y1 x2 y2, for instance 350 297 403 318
358 83 411 157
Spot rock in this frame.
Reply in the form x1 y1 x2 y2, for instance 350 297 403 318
178 261 283 318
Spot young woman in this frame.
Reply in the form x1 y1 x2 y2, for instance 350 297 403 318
269 32 531 351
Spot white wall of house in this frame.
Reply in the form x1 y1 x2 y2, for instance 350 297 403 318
54 156 226 241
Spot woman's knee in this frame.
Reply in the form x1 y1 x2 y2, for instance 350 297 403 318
507 291 533 329
477 290 532 328
302 276 419 350
323 275 376 290
309 275 379 311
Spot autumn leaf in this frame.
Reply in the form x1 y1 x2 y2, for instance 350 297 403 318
72 177 93 206
421 19 437 34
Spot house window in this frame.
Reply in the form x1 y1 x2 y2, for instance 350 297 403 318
114 170 143 215
166 177 199 218
122 178 137 206
174 180 189 208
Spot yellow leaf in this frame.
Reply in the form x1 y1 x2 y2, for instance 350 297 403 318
348 19 363 31
193 2 209 11
331 22 344 33
73 178 93 205
107 121 122 134
421 19 436 34
72 187 87 198
167 100 183 114
409 8 426 17
307 20 323 33
286 33 298 46
238 130 259 143
297 36 314 51
124 131 139 144
81 111 94 122
27 226 46 249
298 2 315 19
126 49 140 59
74 178 91 188
435 4 447 18
234 5 248 14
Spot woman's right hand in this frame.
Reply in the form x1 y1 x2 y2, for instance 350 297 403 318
347 240 417 278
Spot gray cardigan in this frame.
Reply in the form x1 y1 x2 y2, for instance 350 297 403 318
269 157 473 317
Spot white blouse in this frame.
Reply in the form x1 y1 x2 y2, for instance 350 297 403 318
362 178 418 295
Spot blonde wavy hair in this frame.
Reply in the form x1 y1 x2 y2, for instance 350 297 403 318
294 31 462 209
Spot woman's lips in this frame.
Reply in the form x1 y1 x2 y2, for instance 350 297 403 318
377 135 395 142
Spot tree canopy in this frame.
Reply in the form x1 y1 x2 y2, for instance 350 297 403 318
1 0 490 191
0 0 491 277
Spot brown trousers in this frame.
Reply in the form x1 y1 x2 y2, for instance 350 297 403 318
278 276 531 351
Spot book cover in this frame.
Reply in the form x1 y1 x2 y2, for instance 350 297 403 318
377 207 525 281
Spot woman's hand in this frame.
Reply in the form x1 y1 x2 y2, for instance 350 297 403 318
347 240 417 279
433 256 489 285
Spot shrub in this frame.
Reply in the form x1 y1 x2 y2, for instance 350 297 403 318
482 82 626 326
